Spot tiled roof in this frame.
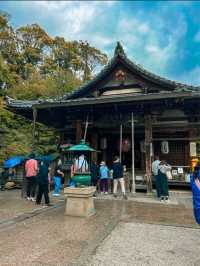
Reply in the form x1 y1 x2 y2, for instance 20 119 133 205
6 42 200 109
65 42 200 99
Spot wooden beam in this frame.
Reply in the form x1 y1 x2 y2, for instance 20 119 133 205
76 120 82 144
91 133 98 163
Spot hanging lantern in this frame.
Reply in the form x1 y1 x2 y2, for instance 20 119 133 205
100 138 107 150
122 138 131 152
161 141 169 154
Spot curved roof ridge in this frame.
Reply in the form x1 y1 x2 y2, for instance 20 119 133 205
66 43 200 99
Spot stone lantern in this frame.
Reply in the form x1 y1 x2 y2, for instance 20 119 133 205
64 140 96 217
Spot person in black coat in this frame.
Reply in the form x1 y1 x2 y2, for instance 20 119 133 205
112 156 127 199
36 159 51 206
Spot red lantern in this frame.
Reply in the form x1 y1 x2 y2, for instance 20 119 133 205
118 138 131 153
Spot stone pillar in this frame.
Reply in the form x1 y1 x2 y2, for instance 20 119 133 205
76 120 82 144
144 115 152 193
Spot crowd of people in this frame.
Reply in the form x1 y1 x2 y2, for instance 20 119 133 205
91 156 128 200
152 156 171 203
23 153 128 206
24 154 64 206
1 151 200 224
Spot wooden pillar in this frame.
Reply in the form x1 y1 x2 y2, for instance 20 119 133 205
76 120 82 144
91 132 98 163
119 124 123 162
32 108 37 152
144 115 152 193
131 112 136 193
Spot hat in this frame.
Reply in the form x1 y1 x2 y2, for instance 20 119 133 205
100 161 105 166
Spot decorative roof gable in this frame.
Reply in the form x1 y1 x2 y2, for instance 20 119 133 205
66 42 199 100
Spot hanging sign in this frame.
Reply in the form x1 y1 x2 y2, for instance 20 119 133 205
100 138 107 150
190 142 197 157
140 141 145 153
161 141 169 154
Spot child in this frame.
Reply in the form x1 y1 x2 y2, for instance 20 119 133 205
99 161 109 194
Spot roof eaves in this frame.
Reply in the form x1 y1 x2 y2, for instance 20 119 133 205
65 55 118 100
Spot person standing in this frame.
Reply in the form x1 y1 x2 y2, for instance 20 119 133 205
36 159 51 206
53 160 64 196
99 161 109 194
25 154 38 201
152 155 161 198
158 160 171 202
112 156 127 200
190 165 200 224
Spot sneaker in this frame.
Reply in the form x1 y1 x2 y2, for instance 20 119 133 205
160 198 164 203
45 203 53 207
52 193 60 197
27 197 31 201
165 198 170 204
105 192 108 195
113 194 117 198
31 197 36 202
123 194 128 200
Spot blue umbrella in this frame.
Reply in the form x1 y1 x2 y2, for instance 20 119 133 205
4 156 25 168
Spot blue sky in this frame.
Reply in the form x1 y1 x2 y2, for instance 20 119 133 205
1 1 200 86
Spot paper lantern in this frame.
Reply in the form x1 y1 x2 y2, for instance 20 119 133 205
122 138 131 152
161 141 169 154
100 138 107 150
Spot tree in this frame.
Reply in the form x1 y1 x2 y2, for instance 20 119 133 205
78 40 108 81
16 24 52 79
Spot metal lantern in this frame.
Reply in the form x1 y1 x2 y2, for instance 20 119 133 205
64 139 96 187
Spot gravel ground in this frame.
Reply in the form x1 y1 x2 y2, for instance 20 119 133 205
87 222 200 266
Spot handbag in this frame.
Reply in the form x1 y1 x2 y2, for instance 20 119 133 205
166 170 172 180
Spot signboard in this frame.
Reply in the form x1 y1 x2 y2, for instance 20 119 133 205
190 142 197 157
161 141 169 154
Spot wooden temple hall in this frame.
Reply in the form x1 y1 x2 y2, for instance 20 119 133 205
7 42 200 191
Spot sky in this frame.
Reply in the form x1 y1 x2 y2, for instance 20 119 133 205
1 1 200 86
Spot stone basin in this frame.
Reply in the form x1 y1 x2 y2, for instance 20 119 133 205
64 186 96 217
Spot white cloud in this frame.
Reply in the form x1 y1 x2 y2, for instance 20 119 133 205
7 1 198 85
116 10 187 76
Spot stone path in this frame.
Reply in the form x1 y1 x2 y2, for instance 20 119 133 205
0 189 198 266
87 222 200 266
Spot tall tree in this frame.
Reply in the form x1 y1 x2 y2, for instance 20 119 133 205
78 40 108 81
16 24 52 78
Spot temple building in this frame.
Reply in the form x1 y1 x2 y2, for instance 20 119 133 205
7 42 200 192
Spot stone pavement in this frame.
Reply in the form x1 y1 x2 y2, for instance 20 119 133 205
86 222 200 266
0 189 199 266
0 189 65 224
